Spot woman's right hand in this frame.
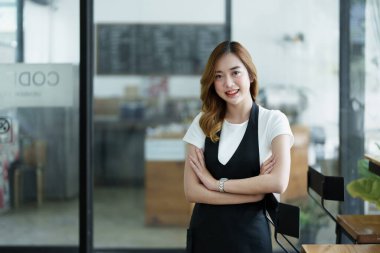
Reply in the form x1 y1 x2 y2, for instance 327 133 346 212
260 154 276 175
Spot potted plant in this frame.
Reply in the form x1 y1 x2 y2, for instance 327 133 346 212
346 143 380 210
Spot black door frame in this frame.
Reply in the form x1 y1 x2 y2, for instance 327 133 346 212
80 0 94 253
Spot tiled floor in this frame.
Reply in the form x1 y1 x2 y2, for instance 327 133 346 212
0 187 186 248
0 186 332 250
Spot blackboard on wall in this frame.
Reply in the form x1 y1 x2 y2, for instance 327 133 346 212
96 24 226 75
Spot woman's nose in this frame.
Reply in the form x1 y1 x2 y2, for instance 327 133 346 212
224 75 234 88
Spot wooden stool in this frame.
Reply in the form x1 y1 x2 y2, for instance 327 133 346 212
302 244 380 253
14 168 44 208
336 215 380 244
13 140 46 208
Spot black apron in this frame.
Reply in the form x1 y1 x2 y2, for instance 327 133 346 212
187 102 272 253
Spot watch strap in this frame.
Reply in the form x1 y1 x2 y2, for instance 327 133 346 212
218 178 229 192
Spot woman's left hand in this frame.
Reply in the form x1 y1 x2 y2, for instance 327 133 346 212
188 148 218 191
260 154 276 175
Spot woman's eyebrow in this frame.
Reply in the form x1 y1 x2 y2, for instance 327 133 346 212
215 66 241 73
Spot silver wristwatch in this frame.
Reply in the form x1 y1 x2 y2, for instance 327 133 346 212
218 178 229 192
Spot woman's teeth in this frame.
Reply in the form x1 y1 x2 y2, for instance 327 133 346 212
226 90 239 95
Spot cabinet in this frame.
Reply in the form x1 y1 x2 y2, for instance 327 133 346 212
144 137 191 226
145 161 191 226
281 125 309 202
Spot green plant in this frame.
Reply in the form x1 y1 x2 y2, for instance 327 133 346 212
292 198 329 244
299 198 329 229
346 143 380 209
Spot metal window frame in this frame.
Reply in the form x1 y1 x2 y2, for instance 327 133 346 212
339 0 365 216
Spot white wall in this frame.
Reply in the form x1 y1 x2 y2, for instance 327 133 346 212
0 5 17 63
24 0 79 63
50 0 79 62
24 1 51 62
233 0 340 144
95 0 224 23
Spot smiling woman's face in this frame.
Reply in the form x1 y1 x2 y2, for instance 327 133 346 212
213 53 253 107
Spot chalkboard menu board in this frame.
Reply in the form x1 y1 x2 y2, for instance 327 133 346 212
96 24 226 75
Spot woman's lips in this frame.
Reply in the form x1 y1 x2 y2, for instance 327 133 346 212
225 89 239 97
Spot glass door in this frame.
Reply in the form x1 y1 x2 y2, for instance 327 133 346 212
93 0 226 250
0 0 80 250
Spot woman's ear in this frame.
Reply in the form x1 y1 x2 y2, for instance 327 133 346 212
248 73 254 83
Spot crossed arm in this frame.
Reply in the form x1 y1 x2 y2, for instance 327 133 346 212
183 134 292 205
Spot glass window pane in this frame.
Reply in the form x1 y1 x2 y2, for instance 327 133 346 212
233 0 339 247
364 0 380 215
93 0 225 249
0 0 16 63
0 0 79 246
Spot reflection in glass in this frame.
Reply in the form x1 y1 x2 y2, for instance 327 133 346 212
93 0 225 248
0 0 79 247
0 0 16 63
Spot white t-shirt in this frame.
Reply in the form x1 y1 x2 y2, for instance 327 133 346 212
183 105 294 166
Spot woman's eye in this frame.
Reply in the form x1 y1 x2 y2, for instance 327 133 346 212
215 75 222 80
232 71 241 76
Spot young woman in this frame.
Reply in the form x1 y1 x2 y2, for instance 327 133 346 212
183 41 294 253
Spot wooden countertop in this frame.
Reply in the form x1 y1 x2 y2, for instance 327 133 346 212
365 154 380 166
337 215 380 244
364 154 380 177
301 244 380 253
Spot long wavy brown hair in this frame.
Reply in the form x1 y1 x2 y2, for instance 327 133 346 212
199 41 258 142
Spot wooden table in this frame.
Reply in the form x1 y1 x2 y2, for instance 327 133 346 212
365 154 380 177
336 215 380 244
302 244 380 253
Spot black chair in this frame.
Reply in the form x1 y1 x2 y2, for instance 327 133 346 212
307 166 364 244
308 166 380 244
307 166 345 223
265 193 300 253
